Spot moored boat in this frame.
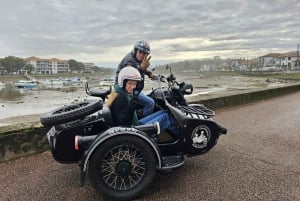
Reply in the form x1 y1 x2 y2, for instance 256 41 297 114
14 80 37 89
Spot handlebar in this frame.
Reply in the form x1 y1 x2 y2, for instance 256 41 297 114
155 74 178 87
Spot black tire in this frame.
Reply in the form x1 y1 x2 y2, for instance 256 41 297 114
88 135 157 201
40 99 102 127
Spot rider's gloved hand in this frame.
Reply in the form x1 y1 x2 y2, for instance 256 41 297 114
151 75 159 81
141 54 151 71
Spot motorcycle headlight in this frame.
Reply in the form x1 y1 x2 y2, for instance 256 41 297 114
179 82 193 95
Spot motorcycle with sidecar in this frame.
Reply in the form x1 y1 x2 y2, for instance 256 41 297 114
40 65 227 201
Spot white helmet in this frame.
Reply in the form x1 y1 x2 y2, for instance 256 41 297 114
118 66 141 87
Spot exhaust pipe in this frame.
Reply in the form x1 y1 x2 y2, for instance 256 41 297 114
134 121 160 136
75 122 160 150
75 135 97 150
219 126 227 135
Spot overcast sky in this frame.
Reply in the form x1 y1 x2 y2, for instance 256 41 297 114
1 0 300 67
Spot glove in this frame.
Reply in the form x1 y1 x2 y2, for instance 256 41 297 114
133 89 141 100
151 75 159 81
141 54 151 70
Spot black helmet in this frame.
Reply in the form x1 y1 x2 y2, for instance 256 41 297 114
133 40 150 54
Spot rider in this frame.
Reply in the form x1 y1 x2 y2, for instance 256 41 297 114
107 66 179 136
115 40 156 117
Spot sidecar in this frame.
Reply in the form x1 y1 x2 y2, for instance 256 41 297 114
41 86 227 201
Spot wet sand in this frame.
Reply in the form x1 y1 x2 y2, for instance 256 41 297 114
1 72 299 126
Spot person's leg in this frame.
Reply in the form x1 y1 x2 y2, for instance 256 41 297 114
156 113 179 136
139 110 165 125
138 92 155 116
139 111 179 136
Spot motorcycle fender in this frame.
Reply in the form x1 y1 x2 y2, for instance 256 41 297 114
79 127 162 185
182 119 221 156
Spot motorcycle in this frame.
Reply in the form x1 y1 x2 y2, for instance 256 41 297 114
40 65 227 201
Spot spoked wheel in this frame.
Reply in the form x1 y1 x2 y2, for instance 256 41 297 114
88 135 156 201
40 99 102 127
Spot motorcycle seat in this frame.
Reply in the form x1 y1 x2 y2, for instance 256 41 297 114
88 87 112 101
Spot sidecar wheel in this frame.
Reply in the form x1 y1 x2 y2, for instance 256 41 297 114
40 99 102 127
88 135 156 201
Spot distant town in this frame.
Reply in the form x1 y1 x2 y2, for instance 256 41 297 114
0 49 300 75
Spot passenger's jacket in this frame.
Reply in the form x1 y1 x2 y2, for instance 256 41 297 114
110 85 139 126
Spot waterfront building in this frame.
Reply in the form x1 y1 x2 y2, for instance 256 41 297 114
24 56 70 74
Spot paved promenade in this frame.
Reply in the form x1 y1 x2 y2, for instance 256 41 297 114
0 91 299 201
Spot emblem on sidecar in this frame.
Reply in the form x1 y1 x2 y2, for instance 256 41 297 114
191 125 211 149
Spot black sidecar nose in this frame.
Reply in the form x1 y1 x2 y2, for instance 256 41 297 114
219 126 227 135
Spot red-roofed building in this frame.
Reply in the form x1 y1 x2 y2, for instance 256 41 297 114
279 51 300 70
258 50 300 70
258 53 282 69
24 56 69 74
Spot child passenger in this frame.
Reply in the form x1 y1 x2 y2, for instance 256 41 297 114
106 66 178 136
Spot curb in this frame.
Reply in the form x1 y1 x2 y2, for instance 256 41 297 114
1 83 300 162
0 126 49 162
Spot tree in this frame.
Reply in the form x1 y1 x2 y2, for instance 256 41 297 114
78 62 85 72
68 59 80 72
24 64 34 74
1 56 25 73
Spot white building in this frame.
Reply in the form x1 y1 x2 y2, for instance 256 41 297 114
258 51 300 70
258 53 282 68
279 51 300 70
24 56 69 74
83 62 95 73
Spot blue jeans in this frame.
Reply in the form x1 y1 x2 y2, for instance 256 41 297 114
139 110 179 136
138 92 155 116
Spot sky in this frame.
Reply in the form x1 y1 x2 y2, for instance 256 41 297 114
1 0 300 67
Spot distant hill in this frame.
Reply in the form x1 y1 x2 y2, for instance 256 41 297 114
94 66 115 74
155 59 225 73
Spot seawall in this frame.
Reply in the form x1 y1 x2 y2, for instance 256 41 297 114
1 83 300 162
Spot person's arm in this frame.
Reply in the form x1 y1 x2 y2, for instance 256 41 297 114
145 70 153 78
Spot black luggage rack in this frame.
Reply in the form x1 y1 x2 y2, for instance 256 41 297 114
179 105 215 119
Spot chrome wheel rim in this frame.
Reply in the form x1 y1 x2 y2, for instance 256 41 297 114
101 145 146 190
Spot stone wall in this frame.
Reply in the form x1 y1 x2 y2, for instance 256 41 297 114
0 126 49 162
189 84 300 109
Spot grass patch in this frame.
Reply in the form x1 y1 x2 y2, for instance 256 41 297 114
0 84 23 101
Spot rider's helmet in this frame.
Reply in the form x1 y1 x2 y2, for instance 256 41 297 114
133 40 151 55
118 66 141 88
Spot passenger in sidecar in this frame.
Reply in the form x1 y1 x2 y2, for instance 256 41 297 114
107 66 179 137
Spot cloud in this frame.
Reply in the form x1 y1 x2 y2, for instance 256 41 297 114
0 0 300 66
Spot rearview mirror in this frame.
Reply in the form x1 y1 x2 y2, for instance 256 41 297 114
166 64 172 73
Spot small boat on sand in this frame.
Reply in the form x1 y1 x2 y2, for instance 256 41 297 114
14 80 37 89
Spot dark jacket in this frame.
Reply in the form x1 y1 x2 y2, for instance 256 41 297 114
115 51 152 91
110 86 139 126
